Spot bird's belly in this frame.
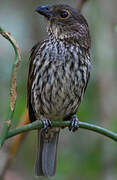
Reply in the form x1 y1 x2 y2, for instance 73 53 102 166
36 87 79 121
32 68 84 121
45 87 79 121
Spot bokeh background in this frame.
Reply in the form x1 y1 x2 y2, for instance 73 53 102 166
0 0 117 180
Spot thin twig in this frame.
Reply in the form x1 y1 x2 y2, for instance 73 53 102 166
0 27 21 147
77 0 89 11
7 120 117 142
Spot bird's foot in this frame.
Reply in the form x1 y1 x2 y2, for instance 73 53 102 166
69 115 79 132
41 117 52 134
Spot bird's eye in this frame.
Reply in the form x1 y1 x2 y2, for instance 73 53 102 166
60 11 69 18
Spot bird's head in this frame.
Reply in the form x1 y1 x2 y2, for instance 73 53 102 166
36 4 91 49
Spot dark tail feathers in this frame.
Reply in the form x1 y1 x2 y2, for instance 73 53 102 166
35 129 59 177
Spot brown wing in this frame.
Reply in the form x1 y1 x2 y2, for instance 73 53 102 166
27 41 42 122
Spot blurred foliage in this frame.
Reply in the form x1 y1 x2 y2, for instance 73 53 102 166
0 0 117 180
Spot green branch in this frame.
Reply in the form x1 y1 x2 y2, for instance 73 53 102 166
0 27 21 147
7 120 117 142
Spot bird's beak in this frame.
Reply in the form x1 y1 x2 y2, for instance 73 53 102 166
35 5 53 18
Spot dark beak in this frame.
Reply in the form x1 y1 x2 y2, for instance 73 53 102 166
35 5 53 18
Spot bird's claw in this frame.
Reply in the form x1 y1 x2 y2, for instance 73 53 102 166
69 115 79 132
42 118 52 134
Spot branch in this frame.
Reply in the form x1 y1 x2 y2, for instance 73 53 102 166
77 0 89 11
0 27 21 147
6 120 117 142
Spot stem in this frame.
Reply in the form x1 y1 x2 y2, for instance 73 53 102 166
0 27 21 147
7 121 117 142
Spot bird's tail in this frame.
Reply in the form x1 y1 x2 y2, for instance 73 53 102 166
35 128 60 177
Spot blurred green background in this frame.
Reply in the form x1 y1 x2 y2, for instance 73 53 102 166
0 0 117 180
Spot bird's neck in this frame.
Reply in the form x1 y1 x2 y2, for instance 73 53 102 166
47 25 76 44
47 24 91 50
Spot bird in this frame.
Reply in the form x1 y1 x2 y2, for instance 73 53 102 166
27 4 91 178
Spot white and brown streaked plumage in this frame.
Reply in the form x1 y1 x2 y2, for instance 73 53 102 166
27 4 91 178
